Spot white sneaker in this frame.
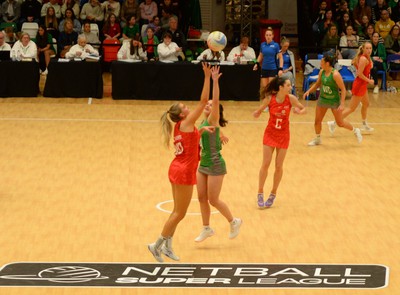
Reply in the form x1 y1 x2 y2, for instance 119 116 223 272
148 243 164 263
373 86 379 94
361 124 374 132
194 227 215 242
354 128 363 143
41 69 48 75
327 121 336 135
161 245 180 261
229 218 242 239
308 137 321 146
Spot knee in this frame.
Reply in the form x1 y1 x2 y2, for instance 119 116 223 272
208 198 219 208
197 194 208 204
274 165 283 174
172 211 186 222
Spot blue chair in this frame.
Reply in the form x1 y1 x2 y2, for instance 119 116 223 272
387 54 400 79
303 54 323 100
377 69 387 91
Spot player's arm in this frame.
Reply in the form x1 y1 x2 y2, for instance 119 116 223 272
303 69 322 99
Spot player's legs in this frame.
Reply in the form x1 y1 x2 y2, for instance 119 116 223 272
314 106 329 134
258 145 274 194
342 95 362 119
196 171 211 226
331 108 353 131
271 148 288 195
359 92 370 121
207 174 233 222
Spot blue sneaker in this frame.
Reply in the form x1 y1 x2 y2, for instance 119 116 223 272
265 194 276 208
257 193 264 208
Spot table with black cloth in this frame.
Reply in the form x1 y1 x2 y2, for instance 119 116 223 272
43 60 103 98
111 61 260 101
0 61 40 97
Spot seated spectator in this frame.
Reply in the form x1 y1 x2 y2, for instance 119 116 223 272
340 25 359 58
65 33 99 58
338 12 355 36
82 20 100 48
279 37 296 91
0 31 12 51
375 9 395 39
312 0 327 39
61 0 80 19
122 15 139 40
58 19 78 57
321 24 341 56
10 32 37 61
43 6 59 41
41 0 62 19
336 0 350 21
359 23 385 43
139 0 158 29
2 0 20 26
163 15 187 52
59 8 81 33
102 0 120 22
372 0 389 24
318 9 337 43
197 45 225 62
384 24 400 54
117 36 146 60
370 31 387 93
19 0 41 29
146 15 162 39
185 40 204 61
159 0 180 19
80 0 104 28
391 1 400 23
353 0 372 27
157 31 182 62
103 13 121 40
3 26 18 44
141 26 159 60
226 36 256 63
357 15 372 37
35 24 56 74
120 0 139 28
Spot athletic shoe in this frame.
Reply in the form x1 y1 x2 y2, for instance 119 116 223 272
361 124 374 132
308 137 321 146
229 218 242 239
194 227 215 242
148 243 164 263
265 194 276 208
373 86 379 94
327 121 336 135
161 245 180 261
354 128 363 143
257 193 264 208
42 69 48 75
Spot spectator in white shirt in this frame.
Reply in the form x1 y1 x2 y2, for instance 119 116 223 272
227 36 256 63
10 32 37 61
117 37 147 60
65 34 99 59
41 0 62 19
197 47 225 61
157 31 182 62
0 31 12 51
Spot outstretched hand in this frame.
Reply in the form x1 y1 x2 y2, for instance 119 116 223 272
202 62 212 78
211 65 222 81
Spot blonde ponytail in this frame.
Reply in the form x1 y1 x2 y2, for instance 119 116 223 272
160 102 182 148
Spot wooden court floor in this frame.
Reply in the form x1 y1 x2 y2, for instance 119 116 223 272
0 74 399 295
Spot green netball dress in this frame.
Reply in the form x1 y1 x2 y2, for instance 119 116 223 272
318 69 341 109
198 119 227 176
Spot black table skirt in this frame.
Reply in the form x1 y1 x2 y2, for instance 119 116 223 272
43 60 103 98
0 61 40 97
111 61 260 101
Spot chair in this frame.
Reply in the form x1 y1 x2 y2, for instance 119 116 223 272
102 39 121 62
0 22 17 31
387 54 400 81
303 54 323 100
90 23 99 37
21 22 39 39
337 59 355 89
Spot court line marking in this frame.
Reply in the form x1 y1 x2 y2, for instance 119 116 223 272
156 199 219 216
0 117 399 125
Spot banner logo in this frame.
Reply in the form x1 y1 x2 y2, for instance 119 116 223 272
0 263 388 289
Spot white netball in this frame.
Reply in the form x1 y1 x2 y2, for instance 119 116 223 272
207 31 227 52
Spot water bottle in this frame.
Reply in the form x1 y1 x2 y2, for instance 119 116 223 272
11 50 16 61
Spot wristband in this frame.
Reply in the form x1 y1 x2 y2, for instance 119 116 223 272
279 67 283 71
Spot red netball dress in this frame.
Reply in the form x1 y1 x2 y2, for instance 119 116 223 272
263 94 292 149
168 121 200 185
352 54 372 96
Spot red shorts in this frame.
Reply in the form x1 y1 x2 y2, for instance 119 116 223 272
168 159 197 185
263 128 290 149
352 78 368 96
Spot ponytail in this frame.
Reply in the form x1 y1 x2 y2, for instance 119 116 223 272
219 104 228 127
160 102 182 148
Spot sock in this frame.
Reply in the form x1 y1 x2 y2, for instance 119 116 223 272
363 120 367 125
165 237 173 249
155 236 166 249
203 225 211 230
316 134 321 138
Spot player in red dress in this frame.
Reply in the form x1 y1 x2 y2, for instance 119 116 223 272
148 63 216 263
327 42 375 134
253 77 306 209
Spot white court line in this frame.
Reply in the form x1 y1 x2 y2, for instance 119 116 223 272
88 97 92 105
0 117 399 125
156 199 219 216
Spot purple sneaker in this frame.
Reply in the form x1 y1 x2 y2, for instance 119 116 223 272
265 194 276 208
257 193 264 208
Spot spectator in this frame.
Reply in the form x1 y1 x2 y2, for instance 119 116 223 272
159 0 179 29
81 20 100 48
58 18 78 57
3 26 18 43
0 31 12 51
279 37 296 92
353 0 372 27
61 0 80 19
372 0 389 23
10 32 37 61
59 8 81 33
41 0 62 19
146 15 162 39
65 33 99 58
142 26 159 60
359 23 385 43
157 31 181 62
43 6 59 41
35 24 56 74
117 36 146 60
321 24 341 56
226 36 256 63
1 0 20 25
370 31 387 93
338 12 355 35
318 9 337 43
19 0 41 29
122 15 139 40
139 0 158 29
375 9 395 38
197 46 225 62
357 15 372 37
336 0 351 21
120 0 138 28
340 25 359 58
164 15 186 52
384 24 400 54
80 0 104 26
102 0 120 21
103 13 121 40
